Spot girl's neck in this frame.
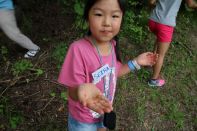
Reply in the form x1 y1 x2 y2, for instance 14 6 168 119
89 36 111 56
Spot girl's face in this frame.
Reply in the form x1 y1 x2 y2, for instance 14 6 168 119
88 0 123 44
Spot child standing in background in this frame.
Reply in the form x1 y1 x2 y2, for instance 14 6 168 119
58 0 157 130
0 0 40 58
148 0 197 87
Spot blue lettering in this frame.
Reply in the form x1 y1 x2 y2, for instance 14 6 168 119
93 65 110 81
93 73 99 80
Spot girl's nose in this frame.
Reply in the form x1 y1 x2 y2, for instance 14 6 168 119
103 16 111 27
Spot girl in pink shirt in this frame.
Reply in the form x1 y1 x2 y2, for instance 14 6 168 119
58 0 158 130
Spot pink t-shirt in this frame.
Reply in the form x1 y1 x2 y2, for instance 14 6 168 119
58 38 122 123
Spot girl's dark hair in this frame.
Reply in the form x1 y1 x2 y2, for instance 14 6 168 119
83 0 126 62
83 0 126 21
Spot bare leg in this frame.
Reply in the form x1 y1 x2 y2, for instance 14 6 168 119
153 40 158 53
152 41 170 79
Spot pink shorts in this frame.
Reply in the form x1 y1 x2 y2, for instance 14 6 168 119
148 19 174 43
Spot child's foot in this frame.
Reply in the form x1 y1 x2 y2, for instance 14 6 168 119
148 79 165 87
24 47 40 58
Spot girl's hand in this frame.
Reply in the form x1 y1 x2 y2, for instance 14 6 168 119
78 83 113 114
135 52 158 66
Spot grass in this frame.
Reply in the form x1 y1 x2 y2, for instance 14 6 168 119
52 42 68 70
0 96 24 129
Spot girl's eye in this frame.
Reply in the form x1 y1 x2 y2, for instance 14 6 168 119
94 13 102 16
112 15 120 18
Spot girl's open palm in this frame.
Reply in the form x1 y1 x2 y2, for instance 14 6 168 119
135 52 158 66
78 83 113 114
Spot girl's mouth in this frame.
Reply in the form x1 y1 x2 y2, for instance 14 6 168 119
100 30 112 35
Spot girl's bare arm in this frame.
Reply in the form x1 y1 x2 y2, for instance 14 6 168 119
118 52 158 77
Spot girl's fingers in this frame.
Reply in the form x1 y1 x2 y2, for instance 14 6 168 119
95 102 105 114
146 52 153 55
100 96 113 112
94 95 112 113
99 99 112 112
94 102 112 114
84 94 111 114
87 102 104 114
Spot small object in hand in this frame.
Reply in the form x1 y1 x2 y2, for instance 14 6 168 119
103 111 116 130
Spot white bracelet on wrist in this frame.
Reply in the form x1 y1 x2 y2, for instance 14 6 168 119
132 59 141 70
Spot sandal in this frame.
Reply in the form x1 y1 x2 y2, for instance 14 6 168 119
24 47 40 58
